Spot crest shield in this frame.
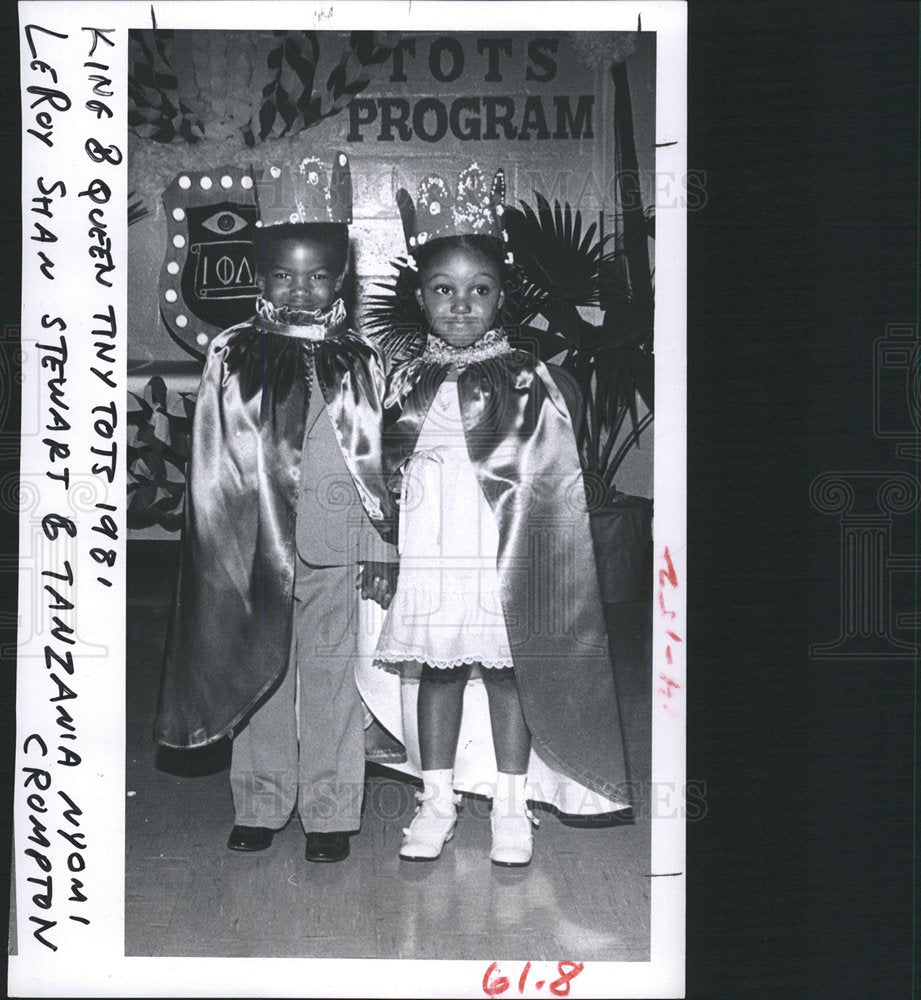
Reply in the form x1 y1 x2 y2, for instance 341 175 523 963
159 166 260 357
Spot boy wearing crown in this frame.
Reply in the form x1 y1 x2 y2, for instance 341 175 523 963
154 152 397 864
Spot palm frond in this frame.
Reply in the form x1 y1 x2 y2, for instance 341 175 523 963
362 258 427 363
606 412 653 487
503 262 550 327
504 192 613 307
128 190 150 226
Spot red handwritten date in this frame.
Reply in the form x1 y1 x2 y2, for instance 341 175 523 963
483 960 584 997
656 547 683 715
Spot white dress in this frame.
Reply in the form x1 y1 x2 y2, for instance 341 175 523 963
360 368 626 815
374 377 515 671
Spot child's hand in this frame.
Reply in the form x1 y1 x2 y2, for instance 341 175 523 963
358 561 399 609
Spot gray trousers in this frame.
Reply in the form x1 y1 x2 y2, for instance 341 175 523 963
229 561 365 833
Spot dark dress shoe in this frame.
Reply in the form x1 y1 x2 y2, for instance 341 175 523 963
227 825 275 852
304 831 350 863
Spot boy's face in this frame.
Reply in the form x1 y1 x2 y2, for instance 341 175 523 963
260 237 344 312
415 244 504 348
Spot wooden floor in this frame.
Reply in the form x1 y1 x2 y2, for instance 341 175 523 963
125 544 652 961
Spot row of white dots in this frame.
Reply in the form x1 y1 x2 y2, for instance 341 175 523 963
177 173 254 192
162 259 207 344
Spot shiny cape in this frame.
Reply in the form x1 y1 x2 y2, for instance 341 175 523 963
384 350 631 804
154 319 391 748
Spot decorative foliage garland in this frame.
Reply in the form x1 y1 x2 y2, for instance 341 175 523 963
128 30 395 147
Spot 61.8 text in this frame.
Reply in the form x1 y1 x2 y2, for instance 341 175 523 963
483 961 585 997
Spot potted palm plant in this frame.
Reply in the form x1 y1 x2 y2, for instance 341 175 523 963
502 193 654 607
506 52 656 607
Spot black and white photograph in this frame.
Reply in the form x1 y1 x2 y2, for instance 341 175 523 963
7 2 921 999
9 3 686 997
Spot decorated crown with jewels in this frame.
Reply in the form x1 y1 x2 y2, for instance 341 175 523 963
396 163 508 255
253 151 352 228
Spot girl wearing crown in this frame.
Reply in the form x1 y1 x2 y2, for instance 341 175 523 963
154 153 397 865
367 165 632 867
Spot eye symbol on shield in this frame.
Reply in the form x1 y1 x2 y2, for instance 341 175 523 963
200 210 249 235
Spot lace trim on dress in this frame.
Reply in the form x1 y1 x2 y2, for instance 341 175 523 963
375 652 515 670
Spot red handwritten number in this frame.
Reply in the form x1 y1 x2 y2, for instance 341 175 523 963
658 547 681 671
518 961 531 993
483 962 510 997
484 960 582 996
549 961 584 997
658 546 678 589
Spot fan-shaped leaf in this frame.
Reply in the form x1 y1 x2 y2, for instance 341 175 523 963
505 193 612 308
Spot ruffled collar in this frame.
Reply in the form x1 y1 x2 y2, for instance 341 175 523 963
420 328 514 368
254 296 347 340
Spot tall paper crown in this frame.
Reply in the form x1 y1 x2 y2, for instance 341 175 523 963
396 163 507 254
253 151 352 228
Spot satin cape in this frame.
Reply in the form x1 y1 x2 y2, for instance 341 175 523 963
154 318 391 748
383 349 631 807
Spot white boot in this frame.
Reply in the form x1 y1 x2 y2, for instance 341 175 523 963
400 768 460 861
490 772 537 867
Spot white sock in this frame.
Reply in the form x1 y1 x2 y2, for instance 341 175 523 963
420 768 455 818
494 771 528 817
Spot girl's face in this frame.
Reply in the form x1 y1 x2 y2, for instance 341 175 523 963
415 244 504 348
260 237 343 311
